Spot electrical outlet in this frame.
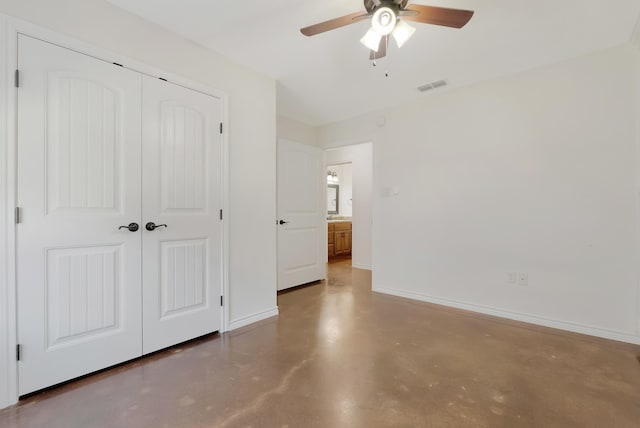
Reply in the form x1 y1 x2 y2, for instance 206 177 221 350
517 273 528 287
507 272 517 285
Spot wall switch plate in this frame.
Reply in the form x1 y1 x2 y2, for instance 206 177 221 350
517 273 528 287
507 272 517 285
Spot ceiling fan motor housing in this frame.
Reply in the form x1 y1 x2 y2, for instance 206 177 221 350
365 0 408 13
372 6 398 35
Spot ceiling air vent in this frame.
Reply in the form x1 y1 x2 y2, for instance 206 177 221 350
418 80 447 92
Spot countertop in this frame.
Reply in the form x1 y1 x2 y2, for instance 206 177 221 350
327 218 352 223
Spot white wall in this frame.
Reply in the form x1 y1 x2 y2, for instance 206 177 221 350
341 164 353 217
320 44 640 344
325 144 373 270
277 115 318 147
327 163 353 217
0 0 277 408
633 36 640 336
0 13 12 411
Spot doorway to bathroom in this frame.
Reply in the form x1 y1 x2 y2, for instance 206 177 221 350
327 163 353 263
325 142 372 271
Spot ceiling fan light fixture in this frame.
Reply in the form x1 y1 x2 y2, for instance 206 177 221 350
360 28 382 51
392 19 416 48
300 1 475 62
371 6 397 36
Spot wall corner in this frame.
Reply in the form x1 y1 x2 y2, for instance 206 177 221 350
631 13 640 52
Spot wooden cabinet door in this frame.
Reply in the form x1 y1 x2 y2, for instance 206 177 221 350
332 222 352 256
345 231 352 254
335 231 347 255
327 225 335 257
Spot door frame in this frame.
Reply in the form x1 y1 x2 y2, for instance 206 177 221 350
325 143 373 271
0 15 230 408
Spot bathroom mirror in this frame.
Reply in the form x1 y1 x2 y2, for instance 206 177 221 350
328 184 339 215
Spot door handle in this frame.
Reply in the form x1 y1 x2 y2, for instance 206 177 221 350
279 220 289 225
119 223 139 232
145 222 168 231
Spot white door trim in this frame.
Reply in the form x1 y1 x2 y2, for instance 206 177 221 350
0 14 18 411
0 14 230 409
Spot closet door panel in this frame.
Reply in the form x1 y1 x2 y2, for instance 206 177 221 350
142 76 222 354
17 35 143 395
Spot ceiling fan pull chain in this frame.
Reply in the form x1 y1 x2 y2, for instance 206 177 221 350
384 36 390 77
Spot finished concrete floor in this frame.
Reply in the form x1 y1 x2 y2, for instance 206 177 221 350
2 257 640 427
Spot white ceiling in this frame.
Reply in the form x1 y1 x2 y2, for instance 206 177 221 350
106 0 640 126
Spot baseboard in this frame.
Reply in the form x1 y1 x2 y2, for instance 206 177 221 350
374 286 640 345
351 263 371 271
229 307 279 331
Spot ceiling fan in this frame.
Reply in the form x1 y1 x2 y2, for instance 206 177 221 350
300 0 474 60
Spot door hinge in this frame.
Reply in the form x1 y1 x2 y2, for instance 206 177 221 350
16 344 21 361
219 209 223 220
219 122 223 134
220 296 224 307
14 70 20 88
15 207 21 224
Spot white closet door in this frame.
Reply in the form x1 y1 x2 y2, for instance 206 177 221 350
17 35 143 395
141 76 222 354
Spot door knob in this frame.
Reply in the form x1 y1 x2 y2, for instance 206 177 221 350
119 223 139 232
145 222 168 231
279 220 289 225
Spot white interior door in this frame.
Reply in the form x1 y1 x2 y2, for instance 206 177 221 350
277 140 325 290
17 35 143 395
141 76 222 354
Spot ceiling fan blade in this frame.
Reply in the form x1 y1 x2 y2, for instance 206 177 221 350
403 5 474 29
352 13 372 23
301 12 366 36
369 36 387 60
